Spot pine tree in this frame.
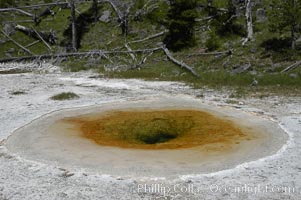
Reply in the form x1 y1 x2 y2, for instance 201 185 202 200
212 0 240 35
163 0 198 51
268 0 301 49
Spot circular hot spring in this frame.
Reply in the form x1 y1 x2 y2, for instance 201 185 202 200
5 97 288 178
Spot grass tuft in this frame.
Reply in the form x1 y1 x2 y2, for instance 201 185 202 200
11 91 26 95
50 92 79 101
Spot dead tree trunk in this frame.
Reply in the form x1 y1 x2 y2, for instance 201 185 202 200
281 60 301 73
33 7 56 25
0 8 33 17
70 0 77 52
92 0 98 22
121 7 130 36
162 47 199 77
1 30 35 56
102 0 130 36
207 0 214 15
291 24 296 49
134 0 158 21
15 24 56 45
243 0 253 45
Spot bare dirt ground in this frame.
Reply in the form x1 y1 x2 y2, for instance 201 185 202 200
0 62 300 200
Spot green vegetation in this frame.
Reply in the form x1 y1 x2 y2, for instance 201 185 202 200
10 90 26 95
0 0 15 8
50 92 79 100
205 31 221 51
0 0 301 95
268 0 301 49
163 0 198 51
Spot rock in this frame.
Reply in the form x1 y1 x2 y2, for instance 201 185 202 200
5 53 12 58
231 63 252 74
289 73 298 78
266 63 281 72
249 47 257 53
249 70 258 75
52 57 66 65
5 48 15 58
3 23 16 36
6 48 15 53
99 10 111 23
252 0 263 6
138 29 148 38
256 8 267 22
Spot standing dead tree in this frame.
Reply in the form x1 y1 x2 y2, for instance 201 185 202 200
92 0 98 22
242 0 253 45
133 0 158 21
69 0 77 52
102 0 131 36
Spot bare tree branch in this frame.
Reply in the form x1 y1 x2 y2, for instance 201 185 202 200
124 43 136 61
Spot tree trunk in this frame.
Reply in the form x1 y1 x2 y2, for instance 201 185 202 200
290 0 296 49
207 0 213 16
92 0 98 22
245 0 253 40
291 25 296 49
207 0 212 7
70 0 77 52
15 24 56 45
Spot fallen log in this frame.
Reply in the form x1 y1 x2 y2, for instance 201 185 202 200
231 63 251 74
25 40 40 48
128 30 168 44
162 47 199 77
0 8 33 17
1 30 35 56
281 61 301 73
0 45 200 77
32 29 52 50
180 49 233 57
2 19 54 23
2 2 69 9
15 25 57 45
0 47 162 63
